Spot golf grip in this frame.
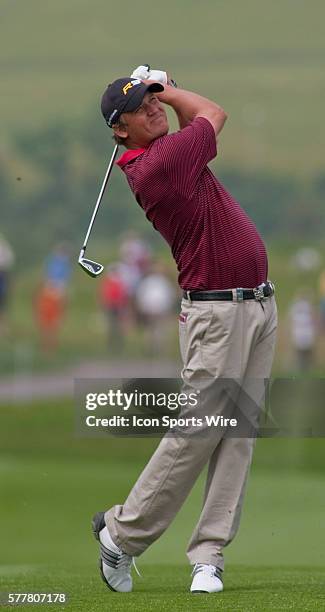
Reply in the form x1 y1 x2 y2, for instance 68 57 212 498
81 144 119 251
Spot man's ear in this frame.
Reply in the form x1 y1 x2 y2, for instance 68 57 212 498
113 123 128 139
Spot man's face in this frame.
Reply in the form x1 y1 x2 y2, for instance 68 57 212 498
114 92 169 148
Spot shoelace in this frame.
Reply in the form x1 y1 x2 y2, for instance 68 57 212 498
132 558 142 577
116 552 142 577
192 563 218 578
100 536 142 578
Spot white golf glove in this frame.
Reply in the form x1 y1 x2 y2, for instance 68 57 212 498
130 64 168 85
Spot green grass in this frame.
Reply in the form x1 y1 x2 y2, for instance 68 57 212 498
1 0 325 175
1 399 325 610
2 565 325 611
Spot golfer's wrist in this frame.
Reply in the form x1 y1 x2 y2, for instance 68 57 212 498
155 84 186 105
156 86 216 121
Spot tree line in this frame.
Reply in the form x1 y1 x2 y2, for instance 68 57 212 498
2 110 325 265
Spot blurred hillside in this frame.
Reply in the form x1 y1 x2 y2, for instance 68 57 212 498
2 114 325 266
1 0 325 265
1 0 324 176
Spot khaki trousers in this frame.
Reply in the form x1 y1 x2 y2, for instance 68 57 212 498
106 295 277 569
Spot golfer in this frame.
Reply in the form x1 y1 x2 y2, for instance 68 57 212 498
92 68 277 594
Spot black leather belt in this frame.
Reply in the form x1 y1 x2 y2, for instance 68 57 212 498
183 281 275 302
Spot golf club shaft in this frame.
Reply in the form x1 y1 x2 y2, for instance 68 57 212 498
81 144 119 252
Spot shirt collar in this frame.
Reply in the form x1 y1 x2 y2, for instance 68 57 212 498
116 148 146 168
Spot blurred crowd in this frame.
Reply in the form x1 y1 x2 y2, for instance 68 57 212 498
98 233 177 355
2 232 325 372
31 233 178 356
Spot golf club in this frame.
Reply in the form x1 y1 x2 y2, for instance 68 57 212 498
78 144 119 277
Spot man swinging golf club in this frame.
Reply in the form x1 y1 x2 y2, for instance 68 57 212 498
92 65 277 593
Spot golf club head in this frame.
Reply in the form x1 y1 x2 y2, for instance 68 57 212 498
78 256 104 278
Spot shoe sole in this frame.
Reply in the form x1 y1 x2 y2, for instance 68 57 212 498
191 587 223 594
191 584 224 594
92 511 117 592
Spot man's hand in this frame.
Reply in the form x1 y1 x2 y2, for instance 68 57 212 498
130 64 151 80
130 64 176 87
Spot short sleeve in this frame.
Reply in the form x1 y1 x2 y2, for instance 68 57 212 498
156 117 217 199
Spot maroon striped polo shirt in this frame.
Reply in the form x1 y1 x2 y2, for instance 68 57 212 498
116 117 268 290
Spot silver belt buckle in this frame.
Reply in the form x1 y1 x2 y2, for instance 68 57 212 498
253 284 265 301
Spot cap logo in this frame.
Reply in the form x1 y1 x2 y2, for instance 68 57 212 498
122 79 141 95
107 109 119 126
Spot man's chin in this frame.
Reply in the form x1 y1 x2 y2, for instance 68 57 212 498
156 122 169 138
145 123 169 145
160 126 169 136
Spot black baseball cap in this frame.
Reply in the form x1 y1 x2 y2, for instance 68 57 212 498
101 77 164 128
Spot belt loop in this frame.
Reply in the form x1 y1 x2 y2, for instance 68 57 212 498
186 290 192 305
236 288 244 302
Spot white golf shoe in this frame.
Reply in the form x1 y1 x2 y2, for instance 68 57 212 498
190 563 224 593
92 511 139 593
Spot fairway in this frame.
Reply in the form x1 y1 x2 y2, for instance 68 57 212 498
2 565 325 612
1 400 325 610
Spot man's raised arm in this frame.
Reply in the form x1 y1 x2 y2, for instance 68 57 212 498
155 83 227 134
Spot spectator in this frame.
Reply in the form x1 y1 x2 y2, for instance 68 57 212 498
34 282 65 352
318 269 325 332
0 233 15 333
99 264 130 349
120 232 152 276
289 292 317 371
45 243 71 293
135 262 176 355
